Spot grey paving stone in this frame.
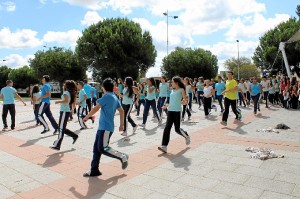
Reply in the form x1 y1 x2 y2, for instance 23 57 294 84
211 181 264 199
260 191 300 199
200 159 240 172
234 165 276 179
177 187 230 199
126 174 156 186
205 169 250 184
260 162 300 175
10 181 42 194
175 174 220 190
144 192 175 199
144 167 185 182
292 184 300 198
0 184 15 199
106 182 153 199
89 192 122 199
227 157 264 168
245 176 296 195
275 172 300 185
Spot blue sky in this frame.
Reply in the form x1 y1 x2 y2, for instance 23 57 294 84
0 0 299 77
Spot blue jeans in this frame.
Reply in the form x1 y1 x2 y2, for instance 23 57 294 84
143 99 161 124
197 91 204 106
157 97 167 117
137 99 145 116
34 104 40 124
251 94 260 113
216 95 224 110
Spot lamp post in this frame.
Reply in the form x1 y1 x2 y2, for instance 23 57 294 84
236 40 240 80
0 59 6 66
163 10 178 59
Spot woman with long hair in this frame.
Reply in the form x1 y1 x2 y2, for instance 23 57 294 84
119 77 140 136
136 83 146 116
158 76 190 153
50 80 79 150
157 76 169 118
182 77 192 121
140 77 161 128
31 85 41 126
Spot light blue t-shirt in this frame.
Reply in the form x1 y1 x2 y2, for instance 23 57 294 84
41 83 51 103
272 80 279 92
1 86 17 104
97 92 121 132
78 89 87 108
122 87 133 105
139 88 145 100
146 85 156 100
196 82 204 91
250 83 261 96
91 87 97 98
215 82 225 96
33 92 41 105
159 83 169 97
118 84 124 94
269 86 275 94
83 84 92 98
60 91 71 112
168 88 183 112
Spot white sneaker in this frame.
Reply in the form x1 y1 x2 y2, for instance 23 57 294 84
133 126 138 133
139 123 146 129
158 146 167 153
185 136 190 145
121 131 127 136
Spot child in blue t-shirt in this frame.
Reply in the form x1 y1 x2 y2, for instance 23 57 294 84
83 78 128 177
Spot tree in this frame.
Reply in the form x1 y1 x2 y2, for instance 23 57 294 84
253 17 300 75
0 66 11 89
8 66 39 89
29 47 86 84
76 18 157 81
161 47 218 79
296 5 300 19
224 57 251 72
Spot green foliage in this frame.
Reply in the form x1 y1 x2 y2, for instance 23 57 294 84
296 5 300 19
8 66 39 89
224 57 251 72
76 18 157 82
161 47 218 79
253 17 300 75
0 66 11 89
29 47 86 83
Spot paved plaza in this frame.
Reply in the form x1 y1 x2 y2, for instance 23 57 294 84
0 100 300 199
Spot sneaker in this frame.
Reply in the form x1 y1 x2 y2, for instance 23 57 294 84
83 170 102 177
2 127 8 131
41 129 50 134
73 135 78 144
254 111 257 115
80 126 88 130
220 121 227 126
139 124 146 129
121 131 127 136
158 146 167 153
49 146 60 151
133 126 138 133
258 108 261 112
237 113 242 120
11 127 15 130
121 154 129 170
185 136 190 145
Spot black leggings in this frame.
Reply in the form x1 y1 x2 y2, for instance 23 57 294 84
122 104 136 131
182 105 191 119
162 111 189 146
203 97 212 115
222 97 240 122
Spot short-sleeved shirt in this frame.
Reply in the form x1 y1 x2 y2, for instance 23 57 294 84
168 88 183 112
1 86 17 104
83 84 92 98
41 83 51 103
225 79 237 100
269 86 275 94
91 87 97 98
97 92 121 132
118 84 124 94
245 81 252 90
215 82 225 96
33 92 41 104
60 91 71 112
185 85 192 95
238 83 247 93
250 83 261 96
139 89 145 100
78 89 87 108
122 87 133 105
203 86 213 98
146 86 156 100
196 82 204 91
159 83 169 97
260 81 269 92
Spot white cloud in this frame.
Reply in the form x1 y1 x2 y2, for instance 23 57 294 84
2 54 34 68
81 11 103 26
0 27 42 49
1 1 16 12
43 29 82 47
226 13 290 41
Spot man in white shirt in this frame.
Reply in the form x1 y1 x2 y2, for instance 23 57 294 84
260 76 270 108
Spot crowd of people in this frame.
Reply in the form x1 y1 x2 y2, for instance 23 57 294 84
0 71 299 177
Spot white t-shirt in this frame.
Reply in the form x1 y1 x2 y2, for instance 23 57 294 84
203 86 213 97
185 85 191 95
245 81 252 90
260 80 269 92
238 83 247 93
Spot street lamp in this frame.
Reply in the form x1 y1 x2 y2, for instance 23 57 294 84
0 59 6 66
163 10 178 58
236 40 240 80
